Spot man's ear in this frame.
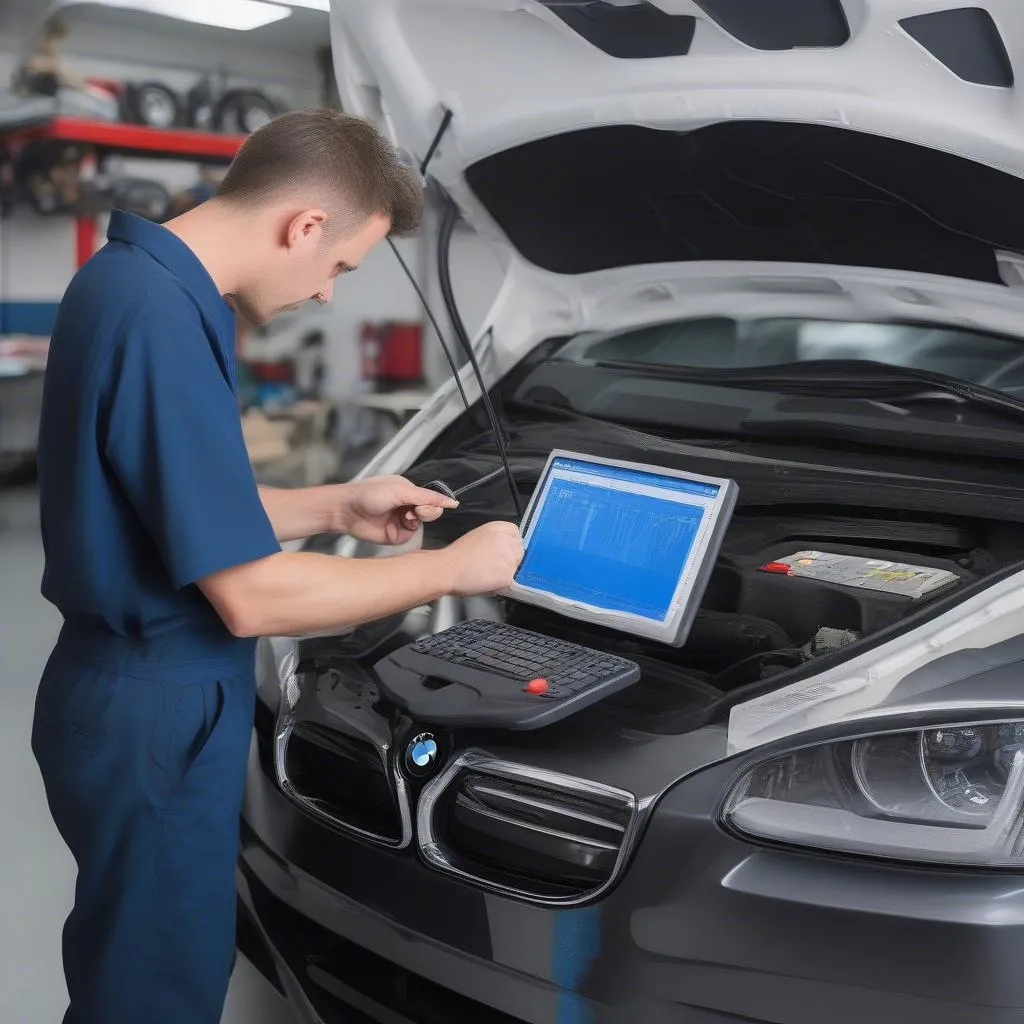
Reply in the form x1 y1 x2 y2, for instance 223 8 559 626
284 209 329 252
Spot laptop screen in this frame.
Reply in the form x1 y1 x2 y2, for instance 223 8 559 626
514 456 729 629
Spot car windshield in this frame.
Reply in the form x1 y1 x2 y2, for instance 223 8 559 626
556 317 1024 392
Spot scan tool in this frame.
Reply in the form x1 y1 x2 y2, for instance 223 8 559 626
505 451 737 647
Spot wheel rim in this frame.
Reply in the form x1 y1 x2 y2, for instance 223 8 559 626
141 92 175 128
244 107 273 131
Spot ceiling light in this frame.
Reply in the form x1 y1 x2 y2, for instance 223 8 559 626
272 0 330 10
93 0 292 31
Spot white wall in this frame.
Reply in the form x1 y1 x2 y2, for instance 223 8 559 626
0 207 76 305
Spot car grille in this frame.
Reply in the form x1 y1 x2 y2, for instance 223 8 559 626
278 721 407 847
419 754 637 903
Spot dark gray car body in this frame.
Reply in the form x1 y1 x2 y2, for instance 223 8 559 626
239 622 1024 1023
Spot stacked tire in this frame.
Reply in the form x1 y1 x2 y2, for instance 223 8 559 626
122 79 280 134
121 82 182 129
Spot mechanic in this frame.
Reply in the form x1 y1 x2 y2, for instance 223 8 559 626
32 108 524 1024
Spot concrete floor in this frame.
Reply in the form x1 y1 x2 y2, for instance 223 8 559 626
0 484 298 1024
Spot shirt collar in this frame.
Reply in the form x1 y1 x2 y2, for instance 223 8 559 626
106 210 236 345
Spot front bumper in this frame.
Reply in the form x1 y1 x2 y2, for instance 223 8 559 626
239 735 1024 1024
237 841 561 1024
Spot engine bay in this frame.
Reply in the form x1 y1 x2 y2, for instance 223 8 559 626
495 522 985 727
300 413 1024 734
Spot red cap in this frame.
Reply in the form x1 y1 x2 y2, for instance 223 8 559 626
759 561 792 574
525 678 549 695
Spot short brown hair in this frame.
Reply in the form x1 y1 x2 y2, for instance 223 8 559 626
216 107 422 237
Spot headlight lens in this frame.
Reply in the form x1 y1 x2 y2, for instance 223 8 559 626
722 722 1024 866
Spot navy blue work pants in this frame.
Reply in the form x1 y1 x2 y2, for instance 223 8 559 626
31 621 256 1024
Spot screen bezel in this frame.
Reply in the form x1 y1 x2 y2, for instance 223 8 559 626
503 450 738 647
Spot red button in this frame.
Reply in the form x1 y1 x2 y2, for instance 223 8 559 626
525 678 549 695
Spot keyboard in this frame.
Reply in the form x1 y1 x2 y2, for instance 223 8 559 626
410 620 634 694
374 620 642 731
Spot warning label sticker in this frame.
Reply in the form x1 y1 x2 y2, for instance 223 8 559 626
760 550 960 600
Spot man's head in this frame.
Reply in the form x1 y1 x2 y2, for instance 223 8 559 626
212 108 421 325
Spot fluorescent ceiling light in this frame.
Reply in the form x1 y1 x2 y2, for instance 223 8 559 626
94 0 292 31
272 0 330 9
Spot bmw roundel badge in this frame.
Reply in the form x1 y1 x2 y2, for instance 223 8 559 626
404 732 440 778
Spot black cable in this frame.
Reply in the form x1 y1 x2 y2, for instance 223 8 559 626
388 104 523 520
420 108 453 178
385 236 470 410
437 198 523 519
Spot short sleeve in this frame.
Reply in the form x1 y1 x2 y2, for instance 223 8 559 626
103 300 280 589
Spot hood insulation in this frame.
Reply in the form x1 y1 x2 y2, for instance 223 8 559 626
465 120 1024 281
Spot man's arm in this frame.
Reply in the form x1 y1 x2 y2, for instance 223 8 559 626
197 521 523 637
258 484 340 542
258 478 459 544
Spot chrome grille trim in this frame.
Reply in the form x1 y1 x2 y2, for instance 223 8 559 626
274 713 413 850
417 750 639 906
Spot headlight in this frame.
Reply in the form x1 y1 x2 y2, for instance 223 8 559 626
722 721 1024 867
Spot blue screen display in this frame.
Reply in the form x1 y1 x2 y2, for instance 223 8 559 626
515 459 713 621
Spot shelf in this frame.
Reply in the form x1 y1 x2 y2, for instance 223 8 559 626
1 116 246 163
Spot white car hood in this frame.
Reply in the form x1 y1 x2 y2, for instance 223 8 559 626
331 0 1024 259
330 0 1024 355
330 0 1024 176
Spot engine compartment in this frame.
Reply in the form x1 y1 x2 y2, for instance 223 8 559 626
498 523 982 714
306 502 1015 737
295 408 1024 734
390 414 1024 718
303 516 997 738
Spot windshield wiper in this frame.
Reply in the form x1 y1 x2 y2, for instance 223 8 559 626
589 358 1024 426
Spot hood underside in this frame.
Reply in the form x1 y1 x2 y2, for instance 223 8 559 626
331 0 1024 278
465 120 1024 282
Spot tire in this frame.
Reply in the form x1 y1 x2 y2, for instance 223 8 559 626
190 100 217 133
185 77 217 131
216 89 279 134
124 81 182 129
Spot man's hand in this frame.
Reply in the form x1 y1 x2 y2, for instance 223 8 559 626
445 521 525 595
337 475 459 545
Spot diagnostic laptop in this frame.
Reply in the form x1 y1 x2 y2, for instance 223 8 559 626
374 451 738 729
506 450 737 646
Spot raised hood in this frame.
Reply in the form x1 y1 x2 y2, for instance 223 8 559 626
331 0 1024 284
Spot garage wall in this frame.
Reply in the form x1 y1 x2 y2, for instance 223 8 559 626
0 9 324 334
0 11 508 396
0 6 325 100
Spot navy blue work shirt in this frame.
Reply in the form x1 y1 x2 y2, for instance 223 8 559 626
37 210 281 639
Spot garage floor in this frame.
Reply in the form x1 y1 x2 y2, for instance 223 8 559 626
0 485 298 1024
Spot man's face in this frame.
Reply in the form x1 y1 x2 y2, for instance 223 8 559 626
231 211 390 326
